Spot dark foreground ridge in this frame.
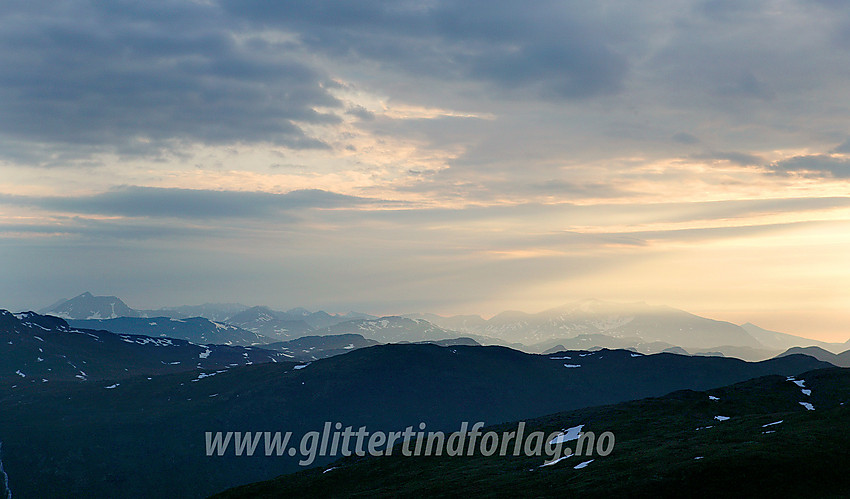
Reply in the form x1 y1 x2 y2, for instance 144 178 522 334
215 367 850 498
0 338 833 498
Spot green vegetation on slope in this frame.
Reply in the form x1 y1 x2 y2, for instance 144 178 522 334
216 368 850 498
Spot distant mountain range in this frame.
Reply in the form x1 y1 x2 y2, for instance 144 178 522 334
41 293 379 341
412 299 848 355
40 292 248 322
35 293 848 359
152 303 249 322
416 299 764 349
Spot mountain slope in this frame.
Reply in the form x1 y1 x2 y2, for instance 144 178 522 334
282 308 377 329
0 343 831 498
264 333 380 360
67 316 271 346
0 310 292 385
225 306 314 340
404 312 489 331
216 367 850 498
226 306 380 340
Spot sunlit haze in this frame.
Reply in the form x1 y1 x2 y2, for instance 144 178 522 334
1 1 849 341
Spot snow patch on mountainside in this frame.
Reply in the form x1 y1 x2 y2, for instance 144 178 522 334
119 336 175 347
573 459 594 469
787 377 815 403
549 425 584 445
539 454 572 467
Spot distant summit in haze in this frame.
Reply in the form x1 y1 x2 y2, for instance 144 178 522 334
39 292 140 320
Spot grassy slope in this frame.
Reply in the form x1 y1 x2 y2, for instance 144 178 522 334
216 367 850 498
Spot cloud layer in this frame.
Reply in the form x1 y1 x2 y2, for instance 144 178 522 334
0 0 341 162
1 187 374 219
2 1 850 340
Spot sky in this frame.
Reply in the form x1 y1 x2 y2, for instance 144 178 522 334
1 0 849 341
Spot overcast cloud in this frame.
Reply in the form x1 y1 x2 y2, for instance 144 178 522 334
2 0 850 340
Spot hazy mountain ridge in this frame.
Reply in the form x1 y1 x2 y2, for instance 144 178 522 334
537 336 782 361
741 322 846 353
777 346 850 368
418 299 848 354
224 306 316 340
422 299 764 349
154 303 249 322
308 316 462 343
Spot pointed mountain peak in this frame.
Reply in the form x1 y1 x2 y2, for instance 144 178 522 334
41 292 138 320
